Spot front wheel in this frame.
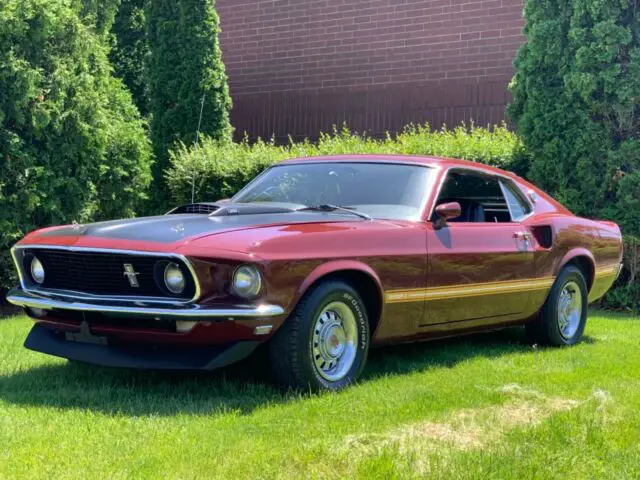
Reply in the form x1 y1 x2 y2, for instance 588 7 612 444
268 280 370 391
526 266 588 346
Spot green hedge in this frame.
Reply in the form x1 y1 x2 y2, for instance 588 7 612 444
166 123 527 205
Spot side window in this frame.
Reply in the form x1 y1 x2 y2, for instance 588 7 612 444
433 171 513 223
499 181 532 222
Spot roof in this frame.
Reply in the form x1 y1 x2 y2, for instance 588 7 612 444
278 154 516 178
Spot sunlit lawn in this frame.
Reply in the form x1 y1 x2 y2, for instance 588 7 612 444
1 311 639 479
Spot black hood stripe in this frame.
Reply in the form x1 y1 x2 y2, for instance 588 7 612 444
37 213 355 243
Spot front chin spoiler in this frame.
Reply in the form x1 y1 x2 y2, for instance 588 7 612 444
25 324 259 371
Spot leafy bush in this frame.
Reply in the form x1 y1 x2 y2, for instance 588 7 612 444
166 123 526 205
508 0 640 238
0 0 153 292
146 0 232 208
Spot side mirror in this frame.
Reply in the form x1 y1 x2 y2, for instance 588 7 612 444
434 201 461 229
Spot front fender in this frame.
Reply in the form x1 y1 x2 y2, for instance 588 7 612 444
289 260 384 313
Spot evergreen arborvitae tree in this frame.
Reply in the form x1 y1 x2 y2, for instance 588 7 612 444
509 0 640 236
78 0 122 38
110 0 149 115
146 0 232 207
0 0 153 290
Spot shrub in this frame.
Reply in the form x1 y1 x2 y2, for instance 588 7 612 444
0 0 153 292
508 0 640 238
166 123 526 205
146 0 232 208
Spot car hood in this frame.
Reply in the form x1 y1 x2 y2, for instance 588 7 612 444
23 212 360 247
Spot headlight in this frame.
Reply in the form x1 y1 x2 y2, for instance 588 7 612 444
30 257 45 284
232 265 262 299
164 263 185 294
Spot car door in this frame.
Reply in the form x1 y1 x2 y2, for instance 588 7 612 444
420 170 537 329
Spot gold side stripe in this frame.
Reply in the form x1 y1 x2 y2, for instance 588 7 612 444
389 278 553 295
594 265 619 278
595 272 616 279
385 278 555 304
386 282 555 301
386 264 620 304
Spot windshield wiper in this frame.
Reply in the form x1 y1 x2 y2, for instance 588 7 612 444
298 204 372 220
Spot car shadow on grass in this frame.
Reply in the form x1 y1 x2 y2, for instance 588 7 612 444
365 328 596 380
0 327 596 417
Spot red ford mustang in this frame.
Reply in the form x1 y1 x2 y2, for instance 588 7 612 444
8 155 623 390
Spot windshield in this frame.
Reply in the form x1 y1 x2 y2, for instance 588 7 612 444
231 162 433 220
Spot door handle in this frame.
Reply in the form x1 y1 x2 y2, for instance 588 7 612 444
513 231 532 240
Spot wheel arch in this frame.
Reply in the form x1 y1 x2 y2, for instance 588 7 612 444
556 248 596 292
293 261 385 337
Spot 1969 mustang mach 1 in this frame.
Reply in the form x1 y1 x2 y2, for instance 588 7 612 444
8 155 623 390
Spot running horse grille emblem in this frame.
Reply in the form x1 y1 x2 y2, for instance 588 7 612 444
123 263 140 288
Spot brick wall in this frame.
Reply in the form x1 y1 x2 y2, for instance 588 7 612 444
216 0 525 141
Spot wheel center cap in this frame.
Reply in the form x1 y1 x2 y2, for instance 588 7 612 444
325 325 346 358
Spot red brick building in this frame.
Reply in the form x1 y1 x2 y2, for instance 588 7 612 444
216 0 525 141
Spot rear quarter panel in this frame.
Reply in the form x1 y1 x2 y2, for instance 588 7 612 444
525 213 623 304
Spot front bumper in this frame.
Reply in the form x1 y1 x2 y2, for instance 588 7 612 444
7 287 285 320
24 324 259 370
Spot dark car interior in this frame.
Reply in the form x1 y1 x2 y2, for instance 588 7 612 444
433 171 529 223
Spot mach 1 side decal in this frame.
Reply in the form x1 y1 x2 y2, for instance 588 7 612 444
385 277 556 304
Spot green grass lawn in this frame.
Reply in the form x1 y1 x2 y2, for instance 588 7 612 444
1 312 639 479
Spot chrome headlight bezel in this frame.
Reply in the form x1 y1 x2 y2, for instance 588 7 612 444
232 265 262 299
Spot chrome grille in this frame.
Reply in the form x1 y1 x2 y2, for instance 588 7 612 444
22 248 196 300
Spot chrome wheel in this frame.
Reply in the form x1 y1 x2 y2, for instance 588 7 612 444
311 301 358 382
557 280 583 340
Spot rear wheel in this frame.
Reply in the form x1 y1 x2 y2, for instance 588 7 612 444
268 280 370 391
526 266 588 346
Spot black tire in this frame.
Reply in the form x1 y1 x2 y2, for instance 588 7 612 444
526 266 588 346
268 280 370 391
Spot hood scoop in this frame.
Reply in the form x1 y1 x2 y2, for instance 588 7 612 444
167 203 220 215
211 202 306 217
166 200 230 215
